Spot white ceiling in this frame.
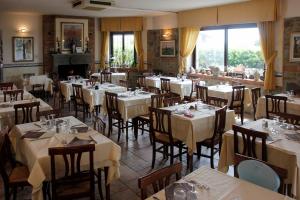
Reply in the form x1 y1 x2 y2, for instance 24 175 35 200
0 0 249 17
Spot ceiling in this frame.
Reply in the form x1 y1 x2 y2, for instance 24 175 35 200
0 0 249 17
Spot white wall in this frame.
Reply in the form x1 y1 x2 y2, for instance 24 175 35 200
284 0 300 18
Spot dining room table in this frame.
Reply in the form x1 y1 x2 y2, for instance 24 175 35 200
23 75 53 94
0 98 52 130
91 72 127 85
255 93 300 119
0 89 34 102
218 118 300 199
9 115 121 200
145 76 193 98
207 84 252 109
146 166 294 200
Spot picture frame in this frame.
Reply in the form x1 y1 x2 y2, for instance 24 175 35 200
160 40 175 57
290 32 300 62
61 22 84 52
12 37 34 62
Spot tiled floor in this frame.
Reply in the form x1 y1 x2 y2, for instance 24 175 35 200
0 97 253 200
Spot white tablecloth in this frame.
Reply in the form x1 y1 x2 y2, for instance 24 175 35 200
218 119 300 199
256 94 300 119
23 75 53 94
9 116 121 200
163 103 236 153
91 73 127 85
147 166 293 200
0 98 52 129
145 76 192 98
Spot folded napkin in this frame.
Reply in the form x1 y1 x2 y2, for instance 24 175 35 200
21 130 45 139
67 137 92 146
165 182 193 200
184 112 194 118
285 133 300 142
70 126 89 133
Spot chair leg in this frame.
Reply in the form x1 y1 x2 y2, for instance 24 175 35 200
170 146 174 165
197 144 202 159
126 121 129 142
210 147 215 169
108 118 112 137
179 144 182 161
151 143 156 168
117 120 121 142
4 185 9 200
97 169 104 200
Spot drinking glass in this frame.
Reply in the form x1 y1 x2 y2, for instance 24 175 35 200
186 183 198 200
173 187 186 200
40 116 47 129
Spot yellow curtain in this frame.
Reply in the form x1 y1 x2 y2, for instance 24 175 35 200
179 27 199 73
100 31 109 69
134 31 144 71
257 21 277 91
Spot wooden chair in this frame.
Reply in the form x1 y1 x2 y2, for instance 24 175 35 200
277 113 300 125
149 107 186 168
48 144 95 200
105 92 124 141
138 162 182 200
160 78 171 93
93 114 106 134
14 101 40 124
0 127 31 200
251 87 261 120
100 72 112 84
0 82 14 91
36 109 61 121
3 89 24 102
146 86 160 94
184 78 202 102
207 96 228 108
265 95 287 119
230 85 245 124
195 85 208 103
119 80 128 89
137 75 146 88
72 84 89 122
197 106 227 168
86 79 97 86
32 84 46 99
163 96 181 107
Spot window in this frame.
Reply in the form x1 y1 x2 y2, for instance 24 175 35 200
110 32 135 67
191 24 264 78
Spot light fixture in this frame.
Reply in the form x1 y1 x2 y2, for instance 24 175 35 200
162 29 172 39
18 26 28 33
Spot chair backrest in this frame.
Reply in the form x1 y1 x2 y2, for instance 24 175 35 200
147 86 160 94
207 96 228 108
93 114 106 134
151 93 168 108
230 85 245 107
237 159 280 192
86 78 97 86
72 84 84 105
195 85 208 103
36 109 61 121
0 127 15 188
233 125 268 162
211 106 227 143
189 78 202 99
14 101 40 124
160 78 170 93
0 82 14 91
119 80 128 89
149 107 173 143
137 75 146 88
101 72 112 84
265 95 287 119
48 144 95 200
138 162 182 200
3 89 24 102
251 87 261 119
105 92 119 115
163 96 181 107
277 113 300 125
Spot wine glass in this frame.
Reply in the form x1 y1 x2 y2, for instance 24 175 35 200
186 182 198 200
40 116 47 129
173 186 186 200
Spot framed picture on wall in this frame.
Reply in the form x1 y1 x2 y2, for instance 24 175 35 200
160 40 175 57
290 32 300 62
12 37 34 62
61 22 84 52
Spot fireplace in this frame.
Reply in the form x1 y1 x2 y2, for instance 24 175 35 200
51 53 92 80
58 64 88 80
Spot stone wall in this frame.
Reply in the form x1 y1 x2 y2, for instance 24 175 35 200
147 28 179 75
283 17 300 91
42 15 95 74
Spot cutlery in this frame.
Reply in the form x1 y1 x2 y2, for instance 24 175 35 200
152 196 160 200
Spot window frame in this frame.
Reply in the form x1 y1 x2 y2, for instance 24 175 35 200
109 31 136 65
191 23 264 74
